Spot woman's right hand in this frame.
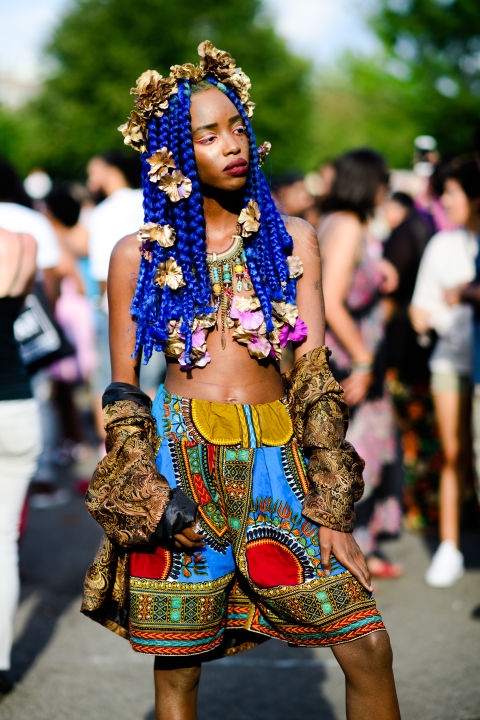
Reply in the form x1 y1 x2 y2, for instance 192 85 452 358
172 523 205 551
342 368 372 406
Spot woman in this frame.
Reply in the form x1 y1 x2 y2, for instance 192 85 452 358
410 158 480 588
0 227 41 694
318 149 403 579
82 42 400 719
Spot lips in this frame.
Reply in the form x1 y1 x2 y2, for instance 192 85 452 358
224 159 248 176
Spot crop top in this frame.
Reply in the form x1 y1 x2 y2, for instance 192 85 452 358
163 255 308 369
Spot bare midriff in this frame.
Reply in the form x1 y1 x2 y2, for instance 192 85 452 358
164 324 285 405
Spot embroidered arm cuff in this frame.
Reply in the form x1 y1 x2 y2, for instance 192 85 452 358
285 346 365 532
85 383 171 547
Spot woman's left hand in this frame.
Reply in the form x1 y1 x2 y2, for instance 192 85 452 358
319 525 373 592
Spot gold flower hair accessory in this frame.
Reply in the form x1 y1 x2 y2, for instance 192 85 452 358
257 141 272 168
119 40 255 152
147 147 192 201
238 200 261 237
286 255 304 279
137 222 176 260
154 257 185 290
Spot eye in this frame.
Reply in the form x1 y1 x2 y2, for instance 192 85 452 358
197 134 216 145
233 123 246 136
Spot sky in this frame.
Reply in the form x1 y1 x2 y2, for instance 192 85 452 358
1 0 379 97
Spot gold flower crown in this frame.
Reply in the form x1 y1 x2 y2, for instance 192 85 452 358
119 40 255 154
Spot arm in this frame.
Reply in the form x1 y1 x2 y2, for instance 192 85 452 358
320 213 373 405
444 282 480 308
285 218 372 592
86 235 201 549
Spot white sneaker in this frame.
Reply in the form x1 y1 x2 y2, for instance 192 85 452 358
425 540 464 588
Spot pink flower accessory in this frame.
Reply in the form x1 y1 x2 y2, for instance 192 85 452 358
165 313 216 369
279 317 308 347
230 295 264 331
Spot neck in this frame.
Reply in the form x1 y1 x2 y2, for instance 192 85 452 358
203 190 244 250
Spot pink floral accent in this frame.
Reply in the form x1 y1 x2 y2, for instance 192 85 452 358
248 334 272 358
230 296 263 330
279 317 308 347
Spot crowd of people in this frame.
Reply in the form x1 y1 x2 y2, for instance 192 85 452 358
0 39 479 717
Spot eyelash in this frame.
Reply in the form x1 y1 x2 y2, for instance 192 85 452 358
197 125 246 145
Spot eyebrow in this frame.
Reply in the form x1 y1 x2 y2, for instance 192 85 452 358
192 114 242 134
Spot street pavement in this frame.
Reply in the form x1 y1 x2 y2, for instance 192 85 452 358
1 447 480 720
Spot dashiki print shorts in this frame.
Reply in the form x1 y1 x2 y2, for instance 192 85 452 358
128 387 385 658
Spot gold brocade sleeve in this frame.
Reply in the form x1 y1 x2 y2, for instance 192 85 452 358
284 346 365 533
85 398 171 547
80 534 130 639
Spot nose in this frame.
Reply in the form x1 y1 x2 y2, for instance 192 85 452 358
222 132 241 156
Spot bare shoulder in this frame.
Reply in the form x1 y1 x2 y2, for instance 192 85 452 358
318 211 362 244
284 215 320 262
109 232 141 276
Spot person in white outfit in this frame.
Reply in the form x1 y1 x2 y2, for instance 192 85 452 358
0 227 42 695
410 158 480 587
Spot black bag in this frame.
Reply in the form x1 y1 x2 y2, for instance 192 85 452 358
14 283 75 374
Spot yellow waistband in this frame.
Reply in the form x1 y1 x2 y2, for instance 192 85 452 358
190 398 293 448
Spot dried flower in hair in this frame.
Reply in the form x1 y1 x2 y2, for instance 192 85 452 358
147 148 177 183
138 223 176 248
238 200 261 237
286 255 303 279
146 148 192 202
132 70 177 117
154 257 185 290
158 170 192 202
118 111 147 153
257 141 272 168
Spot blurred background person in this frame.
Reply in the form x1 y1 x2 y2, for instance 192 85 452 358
42 183 98 468
410 157 480 587
0 158 66 508
271 170 316 221
318 147 403 579
383 190 434 385
382 190 437 531
0 227 42 696
412 135 453 235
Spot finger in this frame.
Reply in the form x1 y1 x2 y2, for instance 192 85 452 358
344 555 373 593
320 543 332 576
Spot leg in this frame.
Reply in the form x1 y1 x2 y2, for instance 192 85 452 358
154 662 201 720
472 384 480 504
432 388 468 546
0 400 41 672
331 630 400 720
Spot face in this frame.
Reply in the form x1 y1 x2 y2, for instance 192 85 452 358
441 178 470 227
86 157 108 194
190 87 249 191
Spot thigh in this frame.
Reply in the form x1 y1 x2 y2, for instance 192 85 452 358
431 378 465 459
0 399 42 531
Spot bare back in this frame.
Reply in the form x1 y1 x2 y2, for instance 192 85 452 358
0 228 37 298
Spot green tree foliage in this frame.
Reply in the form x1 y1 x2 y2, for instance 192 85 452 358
12 0 314 180
369 0 480 158
312 0 480 170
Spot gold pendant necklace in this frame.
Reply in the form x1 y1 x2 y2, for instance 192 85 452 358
206 233 252 348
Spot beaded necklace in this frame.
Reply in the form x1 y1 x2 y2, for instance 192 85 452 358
206 232 252 348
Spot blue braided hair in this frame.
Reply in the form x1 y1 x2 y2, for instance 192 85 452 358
131 75 297 364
